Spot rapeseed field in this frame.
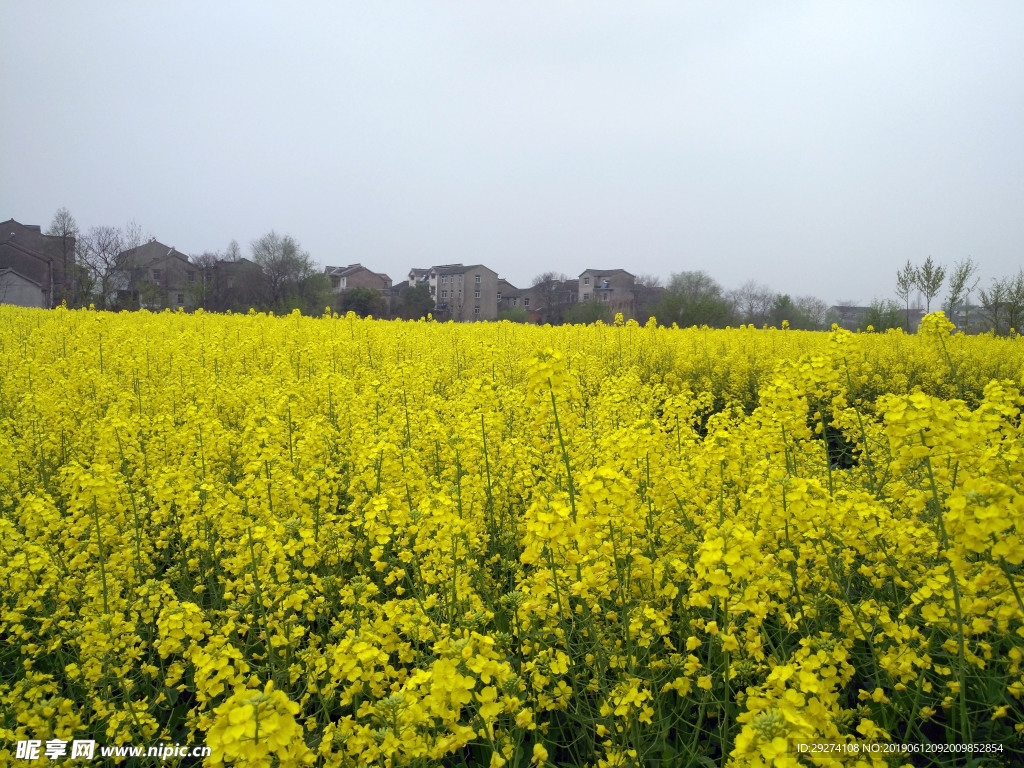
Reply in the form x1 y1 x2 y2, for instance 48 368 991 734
1 306 1023 767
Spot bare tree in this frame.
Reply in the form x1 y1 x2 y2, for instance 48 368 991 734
634 273 663 288
188 251 220 309
45 207 80 305
633 273 664 322
728 280 775 326
915 256 945 313
224 239 242 262
250 231 323 311
794 295 830 330
532 271 569 286
74 220 149 309
77 226 124 308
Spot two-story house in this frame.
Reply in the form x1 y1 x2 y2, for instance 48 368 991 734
496 278 522 314
0 219 76 307
523 277 579 324
325 264 393 311
578 269 636 316
199 257 262 312
326 263 392 293
115 240 196 310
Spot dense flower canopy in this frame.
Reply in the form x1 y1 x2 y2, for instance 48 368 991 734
1 306 1022 766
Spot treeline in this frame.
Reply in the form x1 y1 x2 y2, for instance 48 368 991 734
47 209 334 315
501 272 836 330
45 208 1021 332
650 272 833 330
188 232 331 315
886 256 1023 334
524 259 1022 334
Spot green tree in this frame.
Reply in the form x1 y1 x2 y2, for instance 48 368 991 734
497 307 529 323
769 294 830 330
565 300 612 325
340 286 388 318
915 256 946 313
943 257 979 322
863 299 906 332
399 284 434 319
654 271 730 327
895 260 917 330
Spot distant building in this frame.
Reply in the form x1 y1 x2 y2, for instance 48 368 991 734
521 277 579 324
115 240 196 310
407 264 500 321
201 257 263 312
407 268 431 288
325 263 392 293
947 304 986 334
828 305 868 331
578 269 635 315
828 305 926 332
496 278 523 313
0 219 77 307
0 267 47 308
325 263 393 313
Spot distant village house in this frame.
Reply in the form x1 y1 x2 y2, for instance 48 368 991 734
115 240 196 310
0 219 76 308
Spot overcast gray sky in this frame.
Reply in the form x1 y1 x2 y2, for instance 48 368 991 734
3 1 1022 303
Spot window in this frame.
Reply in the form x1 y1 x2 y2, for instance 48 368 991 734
441 290 448 299
152 269 161 281
187 271 196 284
584 276 590 285
474 290 480 299
583 292 590 301
458 290 462 298
474 274 481 283
473 306 480 315
176 293 184 305
513 298 518 306
524 298 530 307
441 275 447 283
497 292 502 301
458 275 463 282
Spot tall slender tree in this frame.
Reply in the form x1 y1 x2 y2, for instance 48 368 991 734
943 257 979 329
915 256 946 313
45 207 80 305
895 260 917 329
1006 270 1024 335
